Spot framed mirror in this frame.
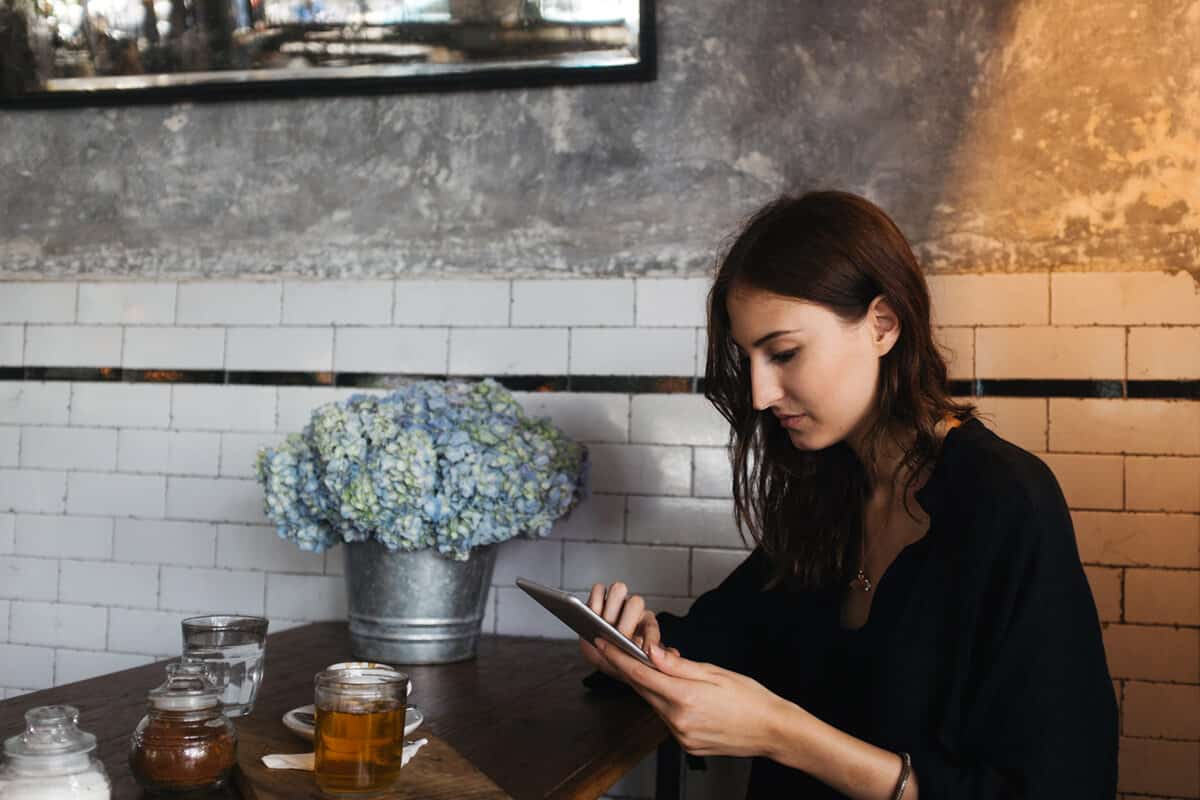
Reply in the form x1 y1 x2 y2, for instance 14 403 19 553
0 0 653 107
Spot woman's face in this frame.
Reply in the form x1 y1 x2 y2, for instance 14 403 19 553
725 284 898 452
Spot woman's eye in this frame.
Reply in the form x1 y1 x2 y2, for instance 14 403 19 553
769 349 798 364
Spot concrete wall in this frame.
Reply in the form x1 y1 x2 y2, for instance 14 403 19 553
1 1 1198 797
1 0 1198 279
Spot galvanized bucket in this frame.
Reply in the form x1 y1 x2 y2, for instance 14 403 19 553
344 540 498 665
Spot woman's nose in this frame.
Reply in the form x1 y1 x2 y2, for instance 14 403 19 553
749 362 783 412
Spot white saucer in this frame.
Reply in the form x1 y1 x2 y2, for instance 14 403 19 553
282 705 424 741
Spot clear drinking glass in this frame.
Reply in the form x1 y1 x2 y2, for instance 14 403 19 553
180 615 268 717
314 664 409 797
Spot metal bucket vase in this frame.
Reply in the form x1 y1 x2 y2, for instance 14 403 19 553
344 540 498 665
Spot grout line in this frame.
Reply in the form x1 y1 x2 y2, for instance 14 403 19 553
1046 271 1052 326
687 547 694 597
1120 454 1126 511
559 540 566 590
971 327 977 382
1124 327 1130 399
1118 567 1125 624
1043 397 1049 452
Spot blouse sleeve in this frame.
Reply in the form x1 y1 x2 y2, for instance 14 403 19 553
910 474 1118 798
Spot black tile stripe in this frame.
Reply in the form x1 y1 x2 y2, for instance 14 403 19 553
951 379 1126 399
0 367 1196 398
1126 380 1200 400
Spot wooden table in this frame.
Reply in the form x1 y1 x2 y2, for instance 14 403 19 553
0 623 687 799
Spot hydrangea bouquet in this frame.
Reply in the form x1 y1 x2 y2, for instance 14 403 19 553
254 379 588 561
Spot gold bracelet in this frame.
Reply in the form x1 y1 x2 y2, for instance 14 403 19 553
891 751 912 800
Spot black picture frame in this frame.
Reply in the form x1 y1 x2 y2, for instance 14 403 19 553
0 0 655 109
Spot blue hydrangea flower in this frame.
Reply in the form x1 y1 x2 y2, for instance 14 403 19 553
255 380 588 560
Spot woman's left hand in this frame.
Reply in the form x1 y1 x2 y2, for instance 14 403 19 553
591 638 794 759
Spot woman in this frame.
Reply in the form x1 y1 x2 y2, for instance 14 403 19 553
579 191 1117 799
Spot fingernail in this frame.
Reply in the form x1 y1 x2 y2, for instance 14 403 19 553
650 644 663 658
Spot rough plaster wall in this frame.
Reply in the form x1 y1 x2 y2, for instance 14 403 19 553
1 0 1197 280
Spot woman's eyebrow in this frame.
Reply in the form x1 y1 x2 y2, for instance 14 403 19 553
752 329 802 348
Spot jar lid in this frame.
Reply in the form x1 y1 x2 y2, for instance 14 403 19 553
147 662 222 711
315 663 410 701
3 705 97 762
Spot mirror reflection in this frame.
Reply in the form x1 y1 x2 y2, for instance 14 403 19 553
0 0 645 102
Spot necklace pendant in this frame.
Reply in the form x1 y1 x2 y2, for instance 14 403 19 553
853 569 872 593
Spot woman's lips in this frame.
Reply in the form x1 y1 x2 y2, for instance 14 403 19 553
776 413 808 430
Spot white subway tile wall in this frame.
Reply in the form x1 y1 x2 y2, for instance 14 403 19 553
1 383 71 425
117 430 221 476
0 326 23 366
0 468 67 513
10 601 108 650
123 327 225 369
0 427 16 468
571 328 695 375
449 328 568 374
635 279 709 327
394 280 511 326
0 513 14 552
512 392 629 443
71 383 171 428
0 283 76 324
225 327 333 372
176 281 282 325
20 427 117 472
23 326 122 368
78 282 177 325
13 515 113 560
333 327 449 374
172 385 276 432
282 281 393 326
512 280 635 326
0 274 1195 800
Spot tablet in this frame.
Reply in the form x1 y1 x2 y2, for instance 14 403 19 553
515 577 657 669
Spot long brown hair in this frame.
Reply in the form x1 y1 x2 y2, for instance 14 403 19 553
705 191 974 592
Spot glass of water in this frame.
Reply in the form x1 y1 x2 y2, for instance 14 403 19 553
181 615 269 717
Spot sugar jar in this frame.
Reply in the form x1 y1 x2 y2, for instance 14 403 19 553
128 662 237 794
0 705 111 800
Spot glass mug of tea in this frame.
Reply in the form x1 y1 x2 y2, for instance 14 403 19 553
313 664 410 796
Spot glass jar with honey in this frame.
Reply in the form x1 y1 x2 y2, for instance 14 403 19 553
313 664 410 797
129 662 237 794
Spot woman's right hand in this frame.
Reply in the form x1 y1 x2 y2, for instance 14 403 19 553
579 581 679 683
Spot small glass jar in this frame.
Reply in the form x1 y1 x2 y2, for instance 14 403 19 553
128 662 237 794
0 705 111 800
314 664 409 797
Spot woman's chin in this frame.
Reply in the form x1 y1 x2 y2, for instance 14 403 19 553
786 421 844 452
784 425 819 449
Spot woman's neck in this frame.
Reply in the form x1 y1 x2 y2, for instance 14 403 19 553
847 414 959 500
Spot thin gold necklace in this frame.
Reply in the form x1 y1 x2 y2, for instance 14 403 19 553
850 529 874 593
850 415 960 593
851 488 893 594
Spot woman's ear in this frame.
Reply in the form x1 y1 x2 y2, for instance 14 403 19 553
867 295 901 357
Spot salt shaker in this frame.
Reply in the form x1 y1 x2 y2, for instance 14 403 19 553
129 662 237 794
0 705 111 800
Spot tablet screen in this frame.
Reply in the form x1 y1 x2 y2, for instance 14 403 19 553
515 577 658 669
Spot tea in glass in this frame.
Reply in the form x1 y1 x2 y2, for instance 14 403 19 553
313 664 409 797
